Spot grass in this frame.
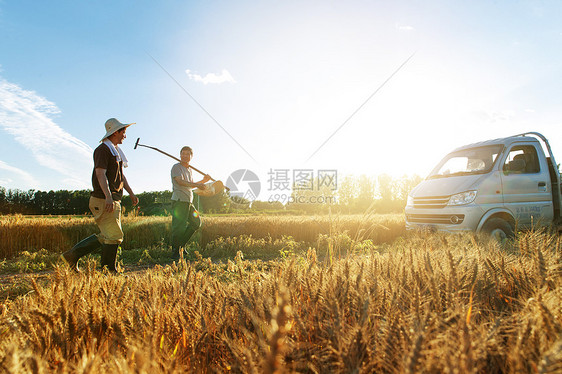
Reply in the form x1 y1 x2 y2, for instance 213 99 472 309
0 229 561 373
0 249 61 274
0 278 33 300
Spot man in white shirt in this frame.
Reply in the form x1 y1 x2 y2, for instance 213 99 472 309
170 146 211 260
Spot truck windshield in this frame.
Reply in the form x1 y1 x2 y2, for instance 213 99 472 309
428 145 503 179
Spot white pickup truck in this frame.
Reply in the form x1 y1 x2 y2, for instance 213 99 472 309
405 132 561 239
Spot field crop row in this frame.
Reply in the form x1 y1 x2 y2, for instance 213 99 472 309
0 214 405 258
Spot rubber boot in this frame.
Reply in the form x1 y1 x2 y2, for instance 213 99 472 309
179 228 196 258
171 228 195 261
171 233 185 260
171 246 183 261
61 234 101 272
184 228 196 244
101 244 119 273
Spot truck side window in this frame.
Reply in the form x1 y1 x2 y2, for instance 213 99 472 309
503 145 540 174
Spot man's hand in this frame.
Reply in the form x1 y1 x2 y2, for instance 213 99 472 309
197 183 206 189
131 194 139 206
105 196 114 213
202 174 212 183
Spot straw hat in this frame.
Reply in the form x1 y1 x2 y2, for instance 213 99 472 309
100 118 135 142
194 180 225 197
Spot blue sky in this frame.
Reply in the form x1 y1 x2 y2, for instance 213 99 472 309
1 0 562 198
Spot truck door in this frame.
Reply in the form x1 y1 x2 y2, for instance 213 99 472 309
500 143 554 227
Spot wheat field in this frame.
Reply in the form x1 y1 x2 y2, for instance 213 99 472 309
0 214 405 259
1 229 561 373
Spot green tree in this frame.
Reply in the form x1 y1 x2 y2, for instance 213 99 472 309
251 200 284 211
377 174 393 202
355 175 375 212
393 174 422 204
199 192 230 213
289 176 337 214
336 175 356 212
0 187 7 213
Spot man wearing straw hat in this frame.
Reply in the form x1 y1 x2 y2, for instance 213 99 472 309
170 146 211 260
62 118 138 272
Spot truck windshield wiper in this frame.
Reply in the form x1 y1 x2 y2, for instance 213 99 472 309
428 171 482 179
449 171 475 177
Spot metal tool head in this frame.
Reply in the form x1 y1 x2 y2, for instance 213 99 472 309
134 138 140 150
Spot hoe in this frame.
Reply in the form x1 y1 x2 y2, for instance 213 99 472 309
134 138 228 195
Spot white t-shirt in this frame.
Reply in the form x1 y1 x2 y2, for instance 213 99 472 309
171 163 193 202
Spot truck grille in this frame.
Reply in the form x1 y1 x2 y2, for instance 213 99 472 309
406 214 465 225
413 196 450 209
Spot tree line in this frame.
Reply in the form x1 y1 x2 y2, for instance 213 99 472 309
285 174 422 214
0 174 422 215
0 188 176 216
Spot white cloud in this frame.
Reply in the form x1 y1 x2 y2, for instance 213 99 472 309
396 23 415 32
0 77 93 188
473 109 516 123
0 160 38 188
62 177 90 189
185 69 236 84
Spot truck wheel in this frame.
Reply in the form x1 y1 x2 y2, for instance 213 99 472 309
482 218 514 241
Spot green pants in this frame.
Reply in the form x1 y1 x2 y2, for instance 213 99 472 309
171 201 201 250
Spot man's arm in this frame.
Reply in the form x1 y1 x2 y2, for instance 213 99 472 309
95 168 114 213
123 175 139 206
195 174 212 184
174 176 206 189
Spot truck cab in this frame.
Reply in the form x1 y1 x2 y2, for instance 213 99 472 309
405 132 561 239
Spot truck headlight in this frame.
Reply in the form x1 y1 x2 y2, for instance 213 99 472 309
448 191 477 206
406 195 414 206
